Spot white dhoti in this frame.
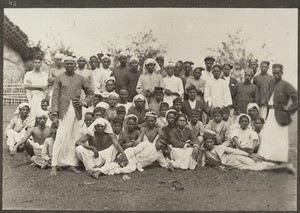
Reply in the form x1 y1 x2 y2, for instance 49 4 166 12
257 109 289 162
28 90 46 118
31 156 50 168
28 140 43 156
259 106 268 120
170 147 197 170
51 102 82 167
75 144 118 171
226 155 275 171
6 129 27 150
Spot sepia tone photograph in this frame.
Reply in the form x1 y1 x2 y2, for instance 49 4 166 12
2 6 298 211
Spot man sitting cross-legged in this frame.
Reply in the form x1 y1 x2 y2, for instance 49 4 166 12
75 118 128 177
10 110 52 158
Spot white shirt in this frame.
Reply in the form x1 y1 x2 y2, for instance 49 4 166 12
189 99 196 109
223 75 230 86
92 68 102 94
99 67 113 93
201 69 213 82
204 78 232 108
163 75 184 107
117 102 132 114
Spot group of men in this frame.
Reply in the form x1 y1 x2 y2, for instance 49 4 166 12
5 51 298 177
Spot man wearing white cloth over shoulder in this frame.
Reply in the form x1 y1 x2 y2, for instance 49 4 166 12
50 56 94 176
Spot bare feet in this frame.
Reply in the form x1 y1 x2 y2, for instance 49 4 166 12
89 170 102 179
50 167 57 176
69 166 81 174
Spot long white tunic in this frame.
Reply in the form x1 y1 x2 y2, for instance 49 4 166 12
163 75 184 107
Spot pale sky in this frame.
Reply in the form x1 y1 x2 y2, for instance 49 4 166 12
4 8 298 86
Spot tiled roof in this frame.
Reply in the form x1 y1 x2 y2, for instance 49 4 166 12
4 14 41 61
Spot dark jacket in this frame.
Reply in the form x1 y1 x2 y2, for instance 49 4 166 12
221 76 238 97
268 79 298 126
52 72 94 120
181 100 211 121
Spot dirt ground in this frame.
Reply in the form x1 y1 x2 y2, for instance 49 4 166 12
2 105 297 211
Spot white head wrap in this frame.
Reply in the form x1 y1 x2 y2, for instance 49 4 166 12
14 102 30 115
96 102 109 110
165 62 175 68
63 56 77 63
132 94 149 110
145 111 157 119
54 53 64 59
101 54 112 61
35 110 49 118
104 76 116 84
108 92 119 99
100 91 110 99
118 52 127 58
77 56 87 62
87 118 113 137
165 109 177 118
129 56 139 63
142 58 160 74
125 114 139 124
247 103 260 112
236 113 252 130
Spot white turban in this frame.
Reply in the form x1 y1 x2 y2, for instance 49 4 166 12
14 102 30 115
109 92 119 99
125 114 139 124
235 113 252 130
129 56 139 63
87 118 113 137
165 62 175 68
54 53 64 59
100 91 110 98
142 58 160 74
35 110 49 118
63 56 77 62
96 102 109 110
165 109 177 118
101 54 112 61
132 94 149 110
118 52 127 58
145 111 157 118
104 76 116 84
77 56 87 61
247 103 260 112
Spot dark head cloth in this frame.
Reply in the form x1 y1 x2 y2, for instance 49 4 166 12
204 56 215 62
156 56 164 61
261 61 270 66
183 61 194 65
154 87 164 93
173 97 182 104
159 102 169 109
116 105 126 112
272 63 283 69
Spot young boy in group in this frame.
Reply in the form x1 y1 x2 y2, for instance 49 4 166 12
112 117 124 139
187 110 205 142
149 87 164 116
136 111 164 144
106 92 119 123
93 102 109 120
171 97 183 113
90 136 174 179
117 87 132 114
222 106 234 127
81 112 94 137
156 102 169 128
41 99 49 111
31 123 57 169
118 114 140 150
204 107 231 147
116 105 126 122
10 110 52 157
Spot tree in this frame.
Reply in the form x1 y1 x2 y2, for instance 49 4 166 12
207 27 272 69
102 30 168 67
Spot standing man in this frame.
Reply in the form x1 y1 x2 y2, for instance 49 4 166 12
204 64 232 109
249 58 259 78
23 55 48 118
89 55 102 95
257 64 297 163
76 56 95 92
98 54 113 93
201 56 215 82
50 56 94 176
156 55 168 78
112 52 130 93
253 61 274 120
186 66 206 101
163 62 184 106
232 68 259 115
123 56 142 102
136 58 165 103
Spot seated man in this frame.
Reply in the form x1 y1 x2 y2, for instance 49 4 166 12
105 92 119 123
31 123 57 169
10 110 52 157
149 87 164 116
116 105 126 122
187 110 205 142
90 136 174 179
118 114 140 150
80 112 94 137
5 103 35 152
93 102 109 120
112 117 124 139
156 102 169 128
128 94 149 125
136 111 164 144
168 113 201 170
204 107 231 147
75 118 128 176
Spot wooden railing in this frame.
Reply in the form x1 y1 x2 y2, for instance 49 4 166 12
3 83 28 105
